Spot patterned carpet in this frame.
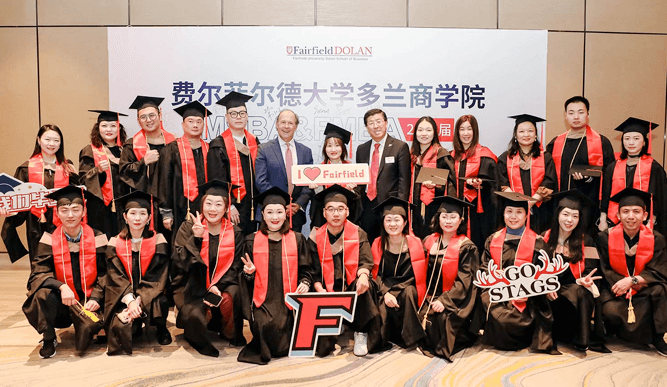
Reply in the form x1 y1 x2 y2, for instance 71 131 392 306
1 267 666 387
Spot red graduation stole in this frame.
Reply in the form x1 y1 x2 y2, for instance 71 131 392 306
423 233 466 292
607 155 653 224
177 137 209 202
28 154 69 222
131 129 176 160
52 225 97 301
115 235 157 282
371 234 427 305
508 152 545 207
543 230 585 279
200 219 235 288
489 227 537 312
315 220 360 292
551 125 603 190
608 225 654 296
252 231 299 308
91 144 114 206
410 144 439 206
452 144 497 203
222 129 258 202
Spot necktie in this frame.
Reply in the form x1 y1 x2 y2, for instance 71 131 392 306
367 143 380 201
285 143 294 195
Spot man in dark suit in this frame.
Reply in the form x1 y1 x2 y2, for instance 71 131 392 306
355 108 411 242
255 109 314 232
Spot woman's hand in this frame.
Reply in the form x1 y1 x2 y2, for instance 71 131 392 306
192 211 205 238
430 300 445 313
241 253 256 275
384 293 399 308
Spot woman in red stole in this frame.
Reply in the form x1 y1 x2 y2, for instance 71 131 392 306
172 180 246 357
418 195 479 360
372 197 427 349
105 191 171 355
410 116 456 239
79 110 128 238
1 124 79 263
497 114 557 233
451 115 498 252
542 190 609 353
237 187 313 365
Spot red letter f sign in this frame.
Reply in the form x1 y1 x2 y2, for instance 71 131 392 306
285 292 358 357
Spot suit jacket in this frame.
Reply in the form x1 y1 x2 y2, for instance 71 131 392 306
355 135 411 203
255 137 314 210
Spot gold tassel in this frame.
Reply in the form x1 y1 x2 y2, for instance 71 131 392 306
421 202 425 218
628 296 636 324
39 210 46 223
111 200 116 213
421 314 428 330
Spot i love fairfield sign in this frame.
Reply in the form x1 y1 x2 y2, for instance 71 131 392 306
291 164 369 186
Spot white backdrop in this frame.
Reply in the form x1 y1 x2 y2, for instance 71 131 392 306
108 26 547 159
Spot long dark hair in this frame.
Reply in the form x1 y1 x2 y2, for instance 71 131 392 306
410 116 441 162
118 211 155 241
321 136 348 163
380 213 410 252
90 121 127 148
619 134 650 159
259 205 290 235
507 121 541 158
453 115 479 160
546 205 584 263
430 211 467 236
31 124 66 164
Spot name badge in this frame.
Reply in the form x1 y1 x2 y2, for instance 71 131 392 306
385 156 395 164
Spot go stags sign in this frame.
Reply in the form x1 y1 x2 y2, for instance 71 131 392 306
0 173 56 213
285 292 357 358
473 250 568 303
291 164 369 186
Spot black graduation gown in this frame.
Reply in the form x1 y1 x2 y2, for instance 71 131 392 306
79 145 124 238
207 134 261 235
155 141 207 244
546 135 615 235
411 148 458 239
376 246 427 348
104 234 169 355
1 160 79 263
601 158 667 235
478 234 556 352
597 229 667 343
172 219 246 355
496 151 558 234
307 226 382 356
237 231 312 365
547 234 606 348
453 153 498 252
22 228 107 354
418 237 479 360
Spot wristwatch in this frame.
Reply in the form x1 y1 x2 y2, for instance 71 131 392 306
631 276 639 285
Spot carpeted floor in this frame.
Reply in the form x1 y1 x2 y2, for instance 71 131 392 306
2 259 666 387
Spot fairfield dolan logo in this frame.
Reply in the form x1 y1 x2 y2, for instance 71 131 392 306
286 45 373 57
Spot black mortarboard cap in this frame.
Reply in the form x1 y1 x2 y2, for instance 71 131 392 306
508 114 546 126
613 117 659 137
551 189 595 212
46 185 95 207
129 96 164 110
373 196 415 217
197 179 239 201
216 91 253 110
431 195 473 216
89 110 128 123
255 186 291 207
116 190 155 213
323 123 352 145
174 100 212 119
610 187 652 211
313 184 358 206
494 191 533 210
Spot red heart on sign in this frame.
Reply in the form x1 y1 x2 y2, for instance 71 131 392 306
303 167 321 181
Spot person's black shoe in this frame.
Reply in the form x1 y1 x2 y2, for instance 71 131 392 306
653 336 667 357
589 343 612 353
573 344 589 352
39 338 57 359
132 321 143 339
156 325 172 345
228 335 247 347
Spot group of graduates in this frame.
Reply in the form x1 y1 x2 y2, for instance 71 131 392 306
3 92 667 365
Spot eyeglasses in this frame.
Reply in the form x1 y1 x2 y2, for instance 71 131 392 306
440 213 461 221
367 120 385 128
228 111 248 118
325 207 348 214
139 113 158 122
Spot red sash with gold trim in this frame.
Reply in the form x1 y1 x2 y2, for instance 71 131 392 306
115 235 157 281
222 129 258 201
52 225 97 301
316 220 360 292
200 220 235 288
608 155 653 224
608 225 653 296
252 231 299 308
177 137 209 202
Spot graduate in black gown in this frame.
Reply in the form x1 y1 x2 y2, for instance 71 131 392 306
476 191 558 354
450 115 498 252
1 125 79 263
410 117 457 239
600 117 667 236
207 92 261 235
79 110 128 238
418 195 479 360
22 186 107 358
542 190 610 353
308 185 382 357
237 187 313 365
155 101 210 242
118 96 176 230
372 197 427 349
597 188 667 355
497 114 557 234
105 191 171 355
172 180 246 357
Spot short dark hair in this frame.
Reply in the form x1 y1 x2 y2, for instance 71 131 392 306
259 206 291 235
564 96 590 112
619 134 650 159
379 212 409 252
321 136 349 163
364 109 387 126
430 211 467 236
